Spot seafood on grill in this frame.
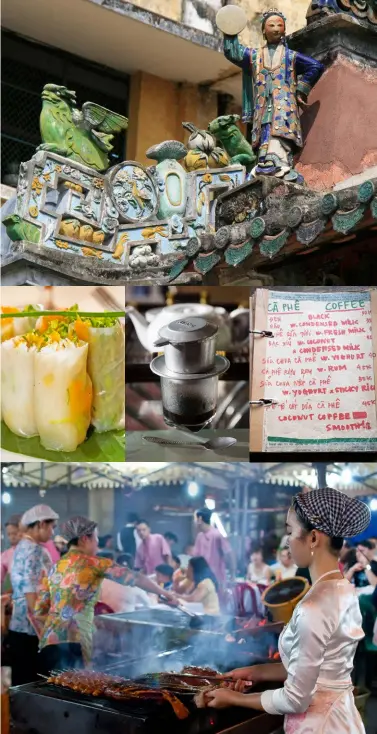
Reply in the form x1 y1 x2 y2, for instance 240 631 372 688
46 670 189 719
136 670 224 693
179 665 220 686
182 665 218 676
136 672 199 692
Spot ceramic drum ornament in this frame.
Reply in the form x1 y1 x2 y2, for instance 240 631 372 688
216 4 247 34
150 317 229 432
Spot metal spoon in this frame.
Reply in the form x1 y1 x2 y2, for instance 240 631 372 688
142 436 237 451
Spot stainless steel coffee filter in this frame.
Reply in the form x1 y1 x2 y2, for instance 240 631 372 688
150 317 230 432
154 317 217 374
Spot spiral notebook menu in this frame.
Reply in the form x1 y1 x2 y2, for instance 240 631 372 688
250 289 377 453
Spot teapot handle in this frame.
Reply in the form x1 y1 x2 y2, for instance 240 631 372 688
229 307 249 349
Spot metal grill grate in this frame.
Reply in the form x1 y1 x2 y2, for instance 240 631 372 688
1 31 129 184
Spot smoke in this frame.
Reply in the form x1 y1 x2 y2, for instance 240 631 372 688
39 643 84 675
92 610 278 677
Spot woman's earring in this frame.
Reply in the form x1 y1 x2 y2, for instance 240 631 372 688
311 546 315 557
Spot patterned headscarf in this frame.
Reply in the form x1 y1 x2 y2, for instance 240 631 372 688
294 488 371 538
62 516 98 542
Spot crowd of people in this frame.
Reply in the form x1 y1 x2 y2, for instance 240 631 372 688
1 499 377 700
0 506 235 683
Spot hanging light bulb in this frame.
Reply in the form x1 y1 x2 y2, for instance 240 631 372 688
187 481 200 498
341 466 352 483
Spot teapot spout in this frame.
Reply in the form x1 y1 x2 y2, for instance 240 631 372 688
125 305 150 351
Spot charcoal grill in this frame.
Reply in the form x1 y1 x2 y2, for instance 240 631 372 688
10 680 283 734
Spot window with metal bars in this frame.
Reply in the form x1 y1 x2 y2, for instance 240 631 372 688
1 30 129 185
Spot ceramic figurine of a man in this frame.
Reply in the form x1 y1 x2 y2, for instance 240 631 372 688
222 8 324 181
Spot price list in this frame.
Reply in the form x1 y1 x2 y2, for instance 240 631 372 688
261 291 377 452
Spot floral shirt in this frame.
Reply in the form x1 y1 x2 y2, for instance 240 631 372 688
35 549 133 663
10 538 52 636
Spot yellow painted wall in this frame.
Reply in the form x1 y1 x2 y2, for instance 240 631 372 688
130 0 183 21
127 71 218 164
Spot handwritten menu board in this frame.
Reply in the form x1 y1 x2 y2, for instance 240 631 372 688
250 290 377 452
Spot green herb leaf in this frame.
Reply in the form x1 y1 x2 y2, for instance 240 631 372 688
1 311 125 319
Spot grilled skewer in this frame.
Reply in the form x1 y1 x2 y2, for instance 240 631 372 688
141 672 234 685
45 670 189 719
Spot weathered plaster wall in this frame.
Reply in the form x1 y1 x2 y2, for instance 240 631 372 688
296 56 377 190
183 0 224 34
129 0 226 32
129 0 309 36
127 71 218 163
130 0 183 21
235 0 309 46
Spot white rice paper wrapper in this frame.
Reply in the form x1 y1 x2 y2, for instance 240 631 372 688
1 305 44 343
34 340 92 451
86 322 125 432
1 339 38 436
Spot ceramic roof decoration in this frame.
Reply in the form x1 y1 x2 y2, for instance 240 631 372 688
146 140 187 162
39 84 128 172
1 8 376 287
307 0 377 25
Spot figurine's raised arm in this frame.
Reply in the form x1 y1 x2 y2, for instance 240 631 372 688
223 34 249 68
223 35 254 124
217 6 254 123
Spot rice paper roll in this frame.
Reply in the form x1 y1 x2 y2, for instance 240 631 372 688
1 306 43 343
73 320 125 432
34 339 92 451
1 338 38 436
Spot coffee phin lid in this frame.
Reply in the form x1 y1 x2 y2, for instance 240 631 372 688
156 317 218 345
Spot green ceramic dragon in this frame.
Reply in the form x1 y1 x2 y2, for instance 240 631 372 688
39 84 128 172
208 115 256 172
2 214 40 244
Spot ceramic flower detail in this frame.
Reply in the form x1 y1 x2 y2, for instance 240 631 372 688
31 177 43 193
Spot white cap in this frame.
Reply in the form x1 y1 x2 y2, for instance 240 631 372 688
21 504 59 526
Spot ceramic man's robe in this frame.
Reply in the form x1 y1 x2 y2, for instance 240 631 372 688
224 36 324 152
